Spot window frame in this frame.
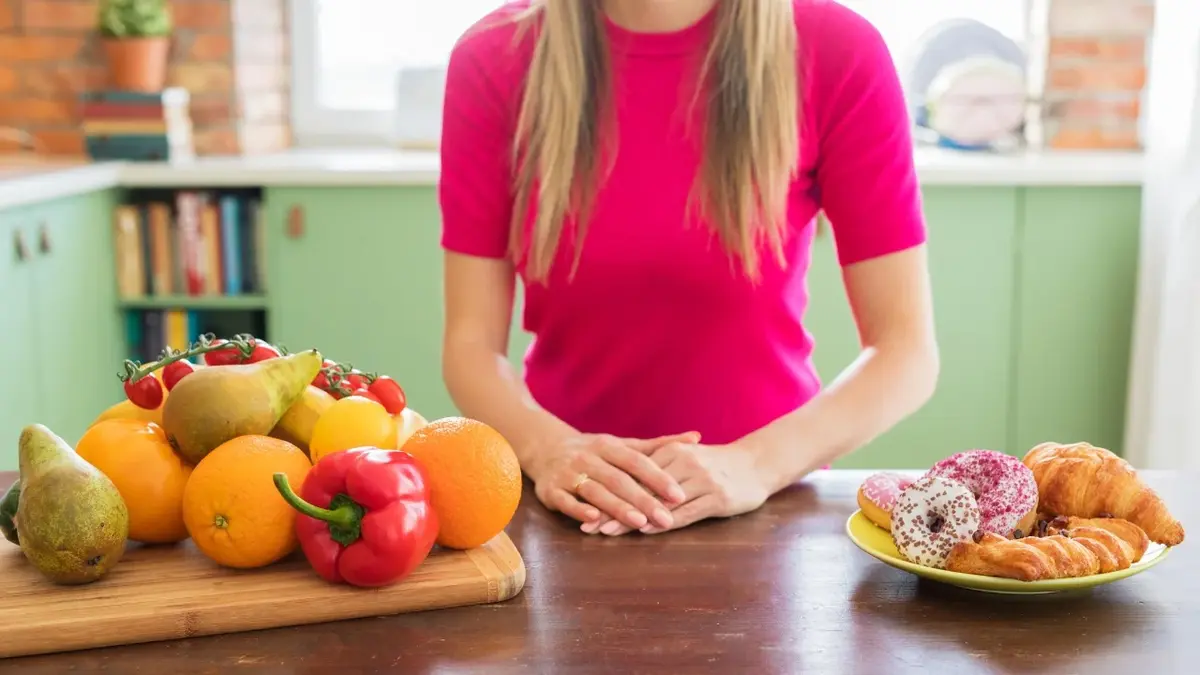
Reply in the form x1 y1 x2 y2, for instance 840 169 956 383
289 0 1036 149
290 0 399 147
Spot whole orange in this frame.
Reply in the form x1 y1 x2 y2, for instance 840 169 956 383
400 417 521 550
76 419 192 544
182 435 312 569
309 395 398 463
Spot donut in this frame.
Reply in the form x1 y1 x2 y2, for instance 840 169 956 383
856 472 915 531
891 475 982 569
926 449 1038 538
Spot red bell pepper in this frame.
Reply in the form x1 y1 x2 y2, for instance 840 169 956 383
273 447 439 587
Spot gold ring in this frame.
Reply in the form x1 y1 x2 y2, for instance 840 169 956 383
571 473 590 493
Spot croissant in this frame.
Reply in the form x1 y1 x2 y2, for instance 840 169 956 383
945 532 1101 581
1022 441 1184 546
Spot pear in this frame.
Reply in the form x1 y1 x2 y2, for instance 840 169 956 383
162 349 324 464
17 424 129 585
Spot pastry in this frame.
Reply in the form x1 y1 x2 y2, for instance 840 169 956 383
856 472 915 531
944 531 1100 581
1023 441 1184 546
926 449 1038 538
891 475 981 568
1037 515 1150 563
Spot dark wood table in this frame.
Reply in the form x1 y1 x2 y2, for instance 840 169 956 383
0 470 1193 673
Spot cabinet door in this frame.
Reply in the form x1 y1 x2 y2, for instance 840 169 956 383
1014 187 1141 457
30 190 124 447
804 187 1019 469
266 187 464 420
0 212 40 471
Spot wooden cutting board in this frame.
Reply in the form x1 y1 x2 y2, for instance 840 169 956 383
0 532 526 659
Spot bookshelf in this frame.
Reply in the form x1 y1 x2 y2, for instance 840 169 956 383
113 186 270 362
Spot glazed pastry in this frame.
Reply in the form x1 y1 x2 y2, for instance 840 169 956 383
944 532 1100 581
856 472 915 531
890 475 981 569
1038 515 1150 563
1023 441 1185 546
926 449 1038 538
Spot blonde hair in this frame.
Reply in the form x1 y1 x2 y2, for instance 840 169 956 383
506 0 799 283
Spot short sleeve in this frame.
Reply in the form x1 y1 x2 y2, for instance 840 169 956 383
437 20 519 259
807 4 927 267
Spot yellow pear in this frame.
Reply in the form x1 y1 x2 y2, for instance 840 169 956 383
161 350 324 464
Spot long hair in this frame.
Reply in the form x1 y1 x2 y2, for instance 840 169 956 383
510 0 799 282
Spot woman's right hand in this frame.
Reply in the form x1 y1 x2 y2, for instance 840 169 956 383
529 431 701 534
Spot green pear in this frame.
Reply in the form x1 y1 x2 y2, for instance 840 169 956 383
162 349 324 464
17 424 129 585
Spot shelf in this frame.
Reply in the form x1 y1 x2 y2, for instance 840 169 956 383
117 295 269 311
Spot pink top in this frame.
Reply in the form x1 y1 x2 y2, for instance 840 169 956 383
439 0 926 445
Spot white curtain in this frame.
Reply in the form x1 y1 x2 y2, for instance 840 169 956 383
1124 0 1200 469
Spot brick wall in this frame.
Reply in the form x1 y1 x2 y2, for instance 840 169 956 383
0 0 291 156
1041 0 1156 149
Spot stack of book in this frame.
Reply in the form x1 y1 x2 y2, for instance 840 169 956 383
82 88 195 162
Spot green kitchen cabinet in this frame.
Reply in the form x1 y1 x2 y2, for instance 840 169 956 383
0 190 125 471
0 207 41 471
264 187 528 422
805 187 1020 469
1012 187 1142 457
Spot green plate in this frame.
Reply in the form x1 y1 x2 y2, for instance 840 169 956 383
846 510 1171 594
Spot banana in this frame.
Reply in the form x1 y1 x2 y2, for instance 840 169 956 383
270 385 336 457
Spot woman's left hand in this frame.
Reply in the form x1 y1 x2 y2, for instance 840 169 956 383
581 440 771 536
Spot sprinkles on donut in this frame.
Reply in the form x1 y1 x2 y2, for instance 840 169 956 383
891 475 982 569
925 449 1038 538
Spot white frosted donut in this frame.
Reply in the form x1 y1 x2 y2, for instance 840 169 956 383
891 475 982 569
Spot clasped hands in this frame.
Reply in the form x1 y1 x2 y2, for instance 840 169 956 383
530 431 771 536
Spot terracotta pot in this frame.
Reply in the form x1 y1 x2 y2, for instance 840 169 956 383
102 37 171 92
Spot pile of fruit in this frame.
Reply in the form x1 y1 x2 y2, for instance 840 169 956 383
0 333 522 589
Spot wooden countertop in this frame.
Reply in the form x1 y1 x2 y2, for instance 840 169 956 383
0 469 1192 673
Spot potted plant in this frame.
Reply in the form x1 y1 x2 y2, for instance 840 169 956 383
97 0 173 92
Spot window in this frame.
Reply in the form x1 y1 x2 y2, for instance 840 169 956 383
291 0 1031 147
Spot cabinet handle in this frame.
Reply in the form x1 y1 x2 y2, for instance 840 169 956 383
286 205 305 239
37 222 51 255
12 229 29 262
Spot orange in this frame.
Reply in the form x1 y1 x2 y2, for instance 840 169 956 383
309 395 398 463
76 419 193 544
400 416 521 550
394 406 428 450
182 435 312 569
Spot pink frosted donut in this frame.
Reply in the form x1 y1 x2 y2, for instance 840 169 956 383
891 475 982 568
857 472 915 531
926 449 1038 537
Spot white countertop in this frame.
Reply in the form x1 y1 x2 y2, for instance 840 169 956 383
0 146 1146 211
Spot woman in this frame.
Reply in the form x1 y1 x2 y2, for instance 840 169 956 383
438 0 938 537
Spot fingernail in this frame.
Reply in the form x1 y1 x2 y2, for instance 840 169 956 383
640 525 662 534
627 510 648 529
581 521 600 534
653 507 673 528
668 486 685 503
600 520 623 535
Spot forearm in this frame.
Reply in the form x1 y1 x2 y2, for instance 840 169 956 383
741 339 940 494
443 343 577 476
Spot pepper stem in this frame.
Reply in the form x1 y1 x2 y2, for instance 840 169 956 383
272 473 365 547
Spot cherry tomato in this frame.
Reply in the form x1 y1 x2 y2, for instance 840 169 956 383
124 375 164 410
162 360 197 391
203 340 243 366
348 388 382 405
246 342 282 363
311 359 339 390
368 376 407 415
344 369 367 391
